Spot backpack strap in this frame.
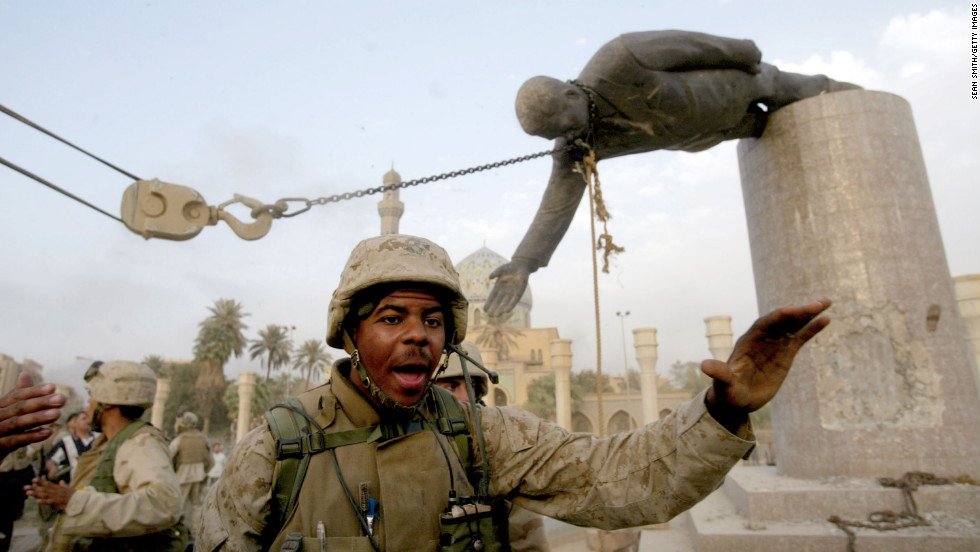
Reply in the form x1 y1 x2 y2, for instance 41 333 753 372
265 397 315 529
89 420 147 493
431 385 473 474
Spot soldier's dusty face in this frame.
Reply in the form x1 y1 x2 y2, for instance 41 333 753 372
353 289 447 406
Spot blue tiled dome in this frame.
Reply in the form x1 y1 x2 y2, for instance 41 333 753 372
455 246 532 314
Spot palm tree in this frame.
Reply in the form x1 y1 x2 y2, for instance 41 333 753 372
203 298 250 357
475 314 524 360
142 354 169 378
249 324 295 382
293 339 333 390
193 298 250 434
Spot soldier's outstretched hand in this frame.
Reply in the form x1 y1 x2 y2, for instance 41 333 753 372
486 260 533 316
0 372 65 463
25 477 75 511
703 299 831 422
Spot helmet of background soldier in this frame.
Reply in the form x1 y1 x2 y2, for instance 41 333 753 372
326 234 468 350
438 341 489 399
84 360 157 409
174 411 200 432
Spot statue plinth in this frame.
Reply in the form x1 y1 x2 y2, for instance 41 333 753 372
666 90 980 552
738 89 979 480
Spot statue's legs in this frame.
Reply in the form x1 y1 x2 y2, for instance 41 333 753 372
754 64 861 110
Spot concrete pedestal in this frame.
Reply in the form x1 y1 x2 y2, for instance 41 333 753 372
738 90 980 480
665 466 980 552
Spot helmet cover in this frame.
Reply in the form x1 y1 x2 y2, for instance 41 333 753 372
84 360 157 408
326 234 468 349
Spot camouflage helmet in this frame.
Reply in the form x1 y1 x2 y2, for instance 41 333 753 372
326 234 468 349
175 411 199 431
438 341 488 398
84 360 157 408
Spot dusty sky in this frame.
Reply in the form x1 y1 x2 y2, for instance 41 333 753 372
1 2 976 395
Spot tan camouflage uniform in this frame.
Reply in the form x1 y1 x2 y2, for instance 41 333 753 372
198 362 753 551
507 504 550 552
170 427 212 531
46 424 182 552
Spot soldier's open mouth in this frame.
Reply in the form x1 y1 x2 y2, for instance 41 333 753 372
393 366 429 389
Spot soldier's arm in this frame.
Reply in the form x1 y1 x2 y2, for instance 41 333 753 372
58 431 182 538
478 392 753 529
197 426 276 552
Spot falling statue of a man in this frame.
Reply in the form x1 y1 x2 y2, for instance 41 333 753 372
484 30 859 316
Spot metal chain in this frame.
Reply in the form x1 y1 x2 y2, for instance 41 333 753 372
249 144 578 220
827 471 957 552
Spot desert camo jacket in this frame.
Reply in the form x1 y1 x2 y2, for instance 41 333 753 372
46 423 182 552
198 361 754 552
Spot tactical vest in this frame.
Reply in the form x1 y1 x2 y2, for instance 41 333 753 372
173 429 210 468
67 422 188 552
264 381 505 552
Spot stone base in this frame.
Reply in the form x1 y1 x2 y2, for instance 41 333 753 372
656 465 980 552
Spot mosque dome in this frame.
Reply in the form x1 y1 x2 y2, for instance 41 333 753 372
455 246 532 328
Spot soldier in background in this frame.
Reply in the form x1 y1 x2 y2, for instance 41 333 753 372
170 411 213 533
434 341 551 552
25 361 184 552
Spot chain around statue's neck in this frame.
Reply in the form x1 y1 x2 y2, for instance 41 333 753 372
568 79 599 149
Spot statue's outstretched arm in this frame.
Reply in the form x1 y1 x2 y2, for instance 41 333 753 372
485 144 587 316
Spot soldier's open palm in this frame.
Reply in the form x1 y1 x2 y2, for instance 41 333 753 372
702 299 831 414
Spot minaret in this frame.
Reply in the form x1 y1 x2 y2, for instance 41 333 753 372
378 167 405 235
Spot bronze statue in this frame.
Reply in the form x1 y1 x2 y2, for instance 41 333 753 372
484 30 859 316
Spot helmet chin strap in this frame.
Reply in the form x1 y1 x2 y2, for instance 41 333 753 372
90 403 104 433
342 331 447 418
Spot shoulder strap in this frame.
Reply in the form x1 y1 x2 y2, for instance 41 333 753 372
89 420 147 493
265 397 311 529
431 385 474 475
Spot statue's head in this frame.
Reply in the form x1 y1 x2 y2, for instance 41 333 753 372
515 76 590 140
